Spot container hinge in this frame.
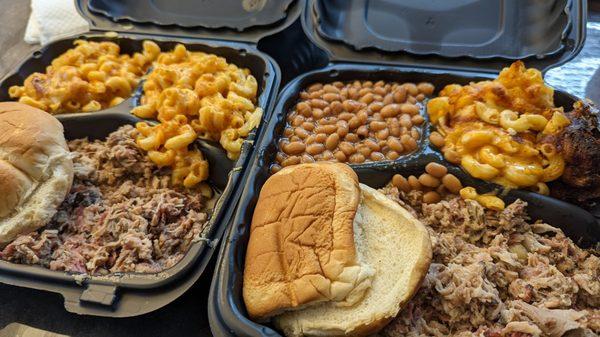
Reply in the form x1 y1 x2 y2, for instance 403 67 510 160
80 284 118 307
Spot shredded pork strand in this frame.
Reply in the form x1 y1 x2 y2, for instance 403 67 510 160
0 125 210 275
378 186 600 337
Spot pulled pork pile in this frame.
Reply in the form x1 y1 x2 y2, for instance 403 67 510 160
1 125 210 275
378 186 599 337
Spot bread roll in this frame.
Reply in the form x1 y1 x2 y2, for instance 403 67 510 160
0 102 73 245
244 163 375 321
274 184 432 336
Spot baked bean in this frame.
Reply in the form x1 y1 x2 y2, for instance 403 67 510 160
375 80 385 87
307 83 323 92
323 107 332 116
312 108 325 119
334 151 346 162
423 191 441 204
418 173 441 188
408 175 422 190
291 115 305 126
282 141 305 155
344 100 363 112
322 150 334 160
348 87 360 100
380 103 401 118
417 82 435 96
373 94 383 102
429 131 445 147
374 86 387 96
370 152 385 161
377 140 387 148
348 117 361 129
425 162 447 178
301 154 315 163
407 96 417 104
410 127 420 139
383 93 394 105
289 135 301 142
401 103 419 115
323 84 339 93
275 152 286 163
399 114 412 128
283 127 294 137
325 133 340 150
358 88 372 97
309 91 322 99
294 127 310 139
339 141 356 156
416 93 425 102
392 174 411 192
315 133 327 143
306 143 325 155
442 174 462 193
370 120 387 131
357 110 369 123
387 137 404 152
349 153 366 163
411 114 425 125
302 121 315 131
299 91 309 100
386 151 400 160
356 144 372 157
338 113 353 121
333 81 344 88
331 101 343 114
309 99 326 109
401 134 417 151
323 93 341 102
297 102 311 117
319 116 337 125
315 124 337 134
357 125 369 137
369 101 384 112
393 87 407 103
336 120 349 137
270 164 282 174
376 128 390 140
305 135 316 144
403 83 419 96
340 88 348 101
359 93 375 104
364 139 380 151
281 155 300 166
345 133 359 142
363 81 373 88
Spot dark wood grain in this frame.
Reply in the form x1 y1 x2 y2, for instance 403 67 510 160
0 0 38 77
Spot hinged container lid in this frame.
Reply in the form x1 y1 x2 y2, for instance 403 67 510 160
76 0 303 43
302 0 587 74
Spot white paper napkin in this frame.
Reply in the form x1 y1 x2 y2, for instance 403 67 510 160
24 0 90 45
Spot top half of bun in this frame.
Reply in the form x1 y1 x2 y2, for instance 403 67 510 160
0 102 73 235
244 163 375 321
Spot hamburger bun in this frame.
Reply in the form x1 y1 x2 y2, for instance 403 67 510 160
243 163 432 336
0 102 73 245
274 184 432 336
244 163 375 321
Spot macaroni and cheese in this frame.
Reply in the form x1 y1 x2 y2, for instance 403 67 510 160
9 40 159 114
133 44 263 187
427 61 570 193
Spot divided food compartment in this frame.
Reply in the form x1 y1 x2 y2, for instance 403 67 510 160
0 33 280 317
208 65 600 337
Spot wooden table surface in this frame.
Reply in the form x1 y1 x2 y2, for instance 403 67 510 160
0 1 599 337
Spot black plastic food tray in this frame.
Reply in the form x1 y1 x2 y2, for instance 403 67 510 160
0 33 281 317
208 64 600 337
88 0 296 30
313 0 571 59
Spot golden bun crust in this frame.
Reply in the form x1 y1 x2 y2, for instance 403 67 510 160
243 163 375 321
0 102 73 245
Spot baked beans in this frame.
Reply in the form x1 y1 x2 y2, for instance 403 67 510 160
390 162 464 204
275 80 434 167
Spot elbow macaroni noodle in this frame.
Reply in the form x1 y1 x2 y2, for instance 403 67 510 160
132 44 263 187
9 40 159 114
427 61 569 194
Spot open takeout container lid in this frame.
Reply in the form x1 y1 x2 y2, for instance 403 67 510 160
76 0 303 43
302 0 587 74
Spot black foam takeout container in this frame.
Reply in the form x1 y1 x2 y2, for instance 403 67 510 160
0 0 303 317
208 1 599 336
